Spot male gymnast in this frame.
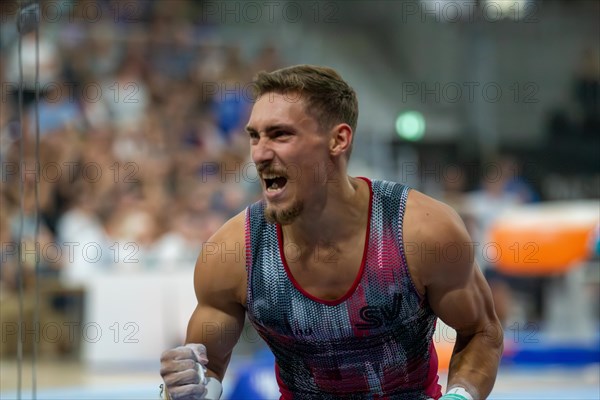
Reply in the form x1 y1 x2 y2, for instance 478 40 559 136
160 65 503 399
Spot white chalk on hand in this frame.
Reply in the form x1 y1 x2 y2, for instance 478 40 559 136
197 363 223 400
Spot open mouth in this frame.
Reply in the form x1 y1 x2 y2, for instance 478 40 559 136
263 175 288 192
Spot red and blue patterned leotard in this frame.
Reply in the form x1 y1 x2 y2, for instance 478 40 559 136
244 178 442 399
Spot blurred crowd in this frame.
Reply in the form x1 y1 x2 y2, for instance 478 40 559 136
0 0 279 293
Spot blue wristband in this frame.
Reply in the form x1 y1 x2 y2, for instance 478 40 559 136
441 387 474 400
440 395 468 400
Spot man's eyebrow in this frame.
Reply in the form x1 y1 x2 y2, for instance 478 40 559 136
266 124 296 133
245 124 297 135
245 126 257 134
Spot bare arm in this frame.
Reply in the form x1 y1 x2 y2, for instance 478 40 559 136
405 191 503 399
440 268 503 399
185 211 247 381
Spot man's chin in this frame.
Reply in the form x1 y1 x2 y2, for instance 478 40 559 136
264 202 303 225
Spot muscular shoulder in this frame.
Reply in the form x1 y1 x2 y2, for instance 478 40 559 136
403 190 474 290
404 190 467 243
194 210 247 307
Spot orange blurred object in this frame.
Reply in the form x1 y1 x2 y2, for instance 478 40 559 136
488 201 599 276
436 342 453 372
433 320 457 372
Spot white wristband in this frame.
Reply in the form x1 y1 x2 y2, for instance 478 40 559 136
445 387 474 400
198 363 223 400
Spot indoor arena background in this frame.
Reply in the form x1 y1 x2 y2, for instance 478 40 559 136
1 0 598 399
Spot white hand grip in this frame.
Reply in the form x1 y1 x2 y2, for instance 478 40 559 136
197 363 223 400
197 362 208 385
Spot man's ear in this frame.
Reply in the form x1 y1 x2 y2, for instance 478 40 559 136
329 124 353 157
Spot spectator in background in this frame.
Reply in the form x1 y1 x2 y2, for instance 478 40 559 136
464 155 538 326
101 51 150 131
439 163 469 214
149 210 226 272
56 181 112 286
500 155 539 204
103 182 160 271
3 158 60 283
29 80 84 140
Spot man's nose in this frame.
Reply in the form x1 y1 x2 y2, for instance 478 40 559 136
251 137 275 166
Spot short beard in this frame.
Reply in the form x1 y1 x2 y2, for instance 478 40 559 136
264 200 304 225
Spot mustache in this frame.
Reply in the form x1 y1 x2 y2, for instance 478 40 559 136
256 163 288 177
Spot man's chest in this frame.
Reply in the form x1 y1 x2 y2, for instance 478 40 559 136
282 240 366 301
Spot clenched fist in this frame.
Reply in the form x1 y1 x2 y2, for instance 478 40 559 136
160 343 209 400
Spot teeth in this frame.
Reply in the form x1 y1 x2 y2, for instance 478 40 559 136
263 174 282 179
267 182 282 192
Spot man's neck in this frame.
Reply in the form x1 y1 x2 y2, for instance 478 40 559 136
281 176 370 249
